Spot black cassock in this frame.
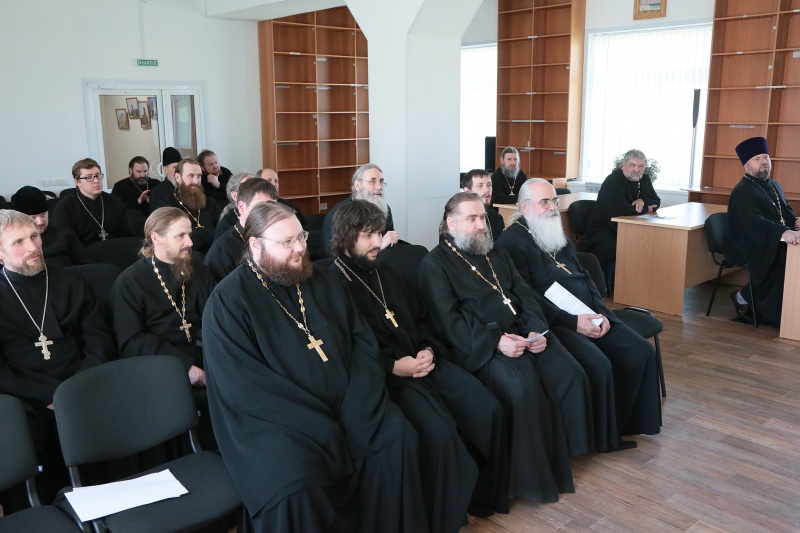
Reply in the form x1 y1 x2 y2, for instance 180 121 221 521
149 179 175 207
490 168 528 205
151 193 221 253
41 226 89 268
498 220 661 446
330 257 509 525
203 264 427 533
205 224 245 282
420 241 592 502
0 267 112 507
725 175 798 326
486 207 506 240
214 209 238 240
50 191 130 246
111 177 162 215
585 169 661 264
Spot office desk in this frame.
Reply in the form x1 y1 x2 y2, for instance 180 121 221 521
612 202 728 316
496 192 598 241
780 244 800 340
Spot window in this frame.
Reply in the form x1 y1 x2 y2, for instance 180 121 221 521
460 44 497 173
581 25 712 189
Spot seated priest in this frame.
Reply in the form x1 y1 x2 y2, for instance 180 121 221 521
462 168 505 240
149 146 182 206
497 178 661 451
197 149 233 207
420 192 592 503
111 155 161 216
151 158 221 253
205 178 277 282
0 209 113 511
329 200 509 525
13 185 88 268
215 172 255 240
203 201 427 533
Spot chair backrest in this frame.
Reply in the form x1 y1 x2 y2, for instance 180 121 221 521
305 213 326 232
54 356 198 470
0 395 40 493
555 187 572 195
567 199 597 238
66 263 121 308
379 243 429 292
307 230 327 261
85 237 143 271
575 251 607 298
704 212 728 255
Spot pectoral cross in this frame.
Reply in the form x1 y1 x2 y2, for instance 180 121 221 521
307 334 328 362
99 228 108 240
554 260 572 275
180 320 193 342
35 333 53 360
502 296 516 314
385 308 399 328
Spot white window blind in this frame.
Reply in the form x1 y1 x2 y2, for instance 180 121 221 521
581 25 712 189
460 44 497 173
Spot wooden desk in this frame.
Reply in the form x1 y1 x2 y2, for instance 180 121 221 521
612 202 728 316
496 192 598 241
780 244 800 340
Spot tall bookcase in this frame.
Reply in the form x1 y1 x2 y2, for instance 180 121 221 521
258 7 369 214
495 0 585 188
692 0 800 204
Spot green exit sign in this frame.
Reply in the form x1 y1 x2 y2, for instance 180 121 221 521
136 59 159 67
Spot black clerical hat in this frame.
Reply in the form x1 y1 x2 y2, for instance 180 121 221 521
735 136 769 165
12 186 47 215
162 147 182 167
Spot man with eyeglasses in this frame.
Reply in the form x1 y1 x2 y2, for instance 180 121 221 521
203 201 427 533
322 163 400 256
497 179 660 452
51 158 130 246
462 168 505 240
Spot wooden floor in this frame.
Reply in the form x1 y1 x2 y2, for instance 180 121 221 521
463 282 800 533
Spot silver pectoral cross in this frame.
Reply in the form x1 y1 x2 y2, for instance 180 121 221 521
35 332 53 360
99 228 108 240
502 296 516 314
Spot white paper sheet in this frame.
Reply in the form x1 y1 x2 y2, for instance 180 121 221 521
65 469 188 522
544 282 603 326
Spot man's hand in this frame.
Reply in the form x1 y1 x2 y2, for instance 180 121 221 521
381 230 400 249
524 331 548 354
783 230 800 245
138 190 150 205
577 314 604 338
598 316 611 337
632 198 645 213
497 333 527 358
188 365 206 387
206 174 221 189
393 351 435 378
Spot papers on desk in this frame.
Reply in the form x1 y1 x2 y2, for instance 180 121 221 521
544 282 603 326
637 213 671 219
65 469 188 522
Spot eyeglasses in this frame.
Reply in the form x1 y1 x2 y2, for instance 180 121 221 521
77 173 104 182
359 178 387 187
535 198 560 208
261 230 309 249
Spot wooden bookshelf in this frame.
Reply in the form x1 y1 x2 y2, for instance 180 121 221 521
495 0 585 187
259 6 369 214
691 0 800 204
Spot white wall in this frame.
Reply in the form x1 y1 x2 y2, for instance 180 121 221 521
0 0 261 199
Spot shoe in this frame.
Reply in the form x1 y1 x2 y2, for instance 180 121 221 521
730 291 752 320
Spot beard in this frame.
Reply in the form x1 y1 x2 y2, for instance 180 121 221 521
6 250 46 276
257 248 313 286
177 183 207 210
351 246 381 271
168 249 194 283
525 210 568 254
453 227 494 256
502 166 519 179
354 190 389 216
753 169 770 180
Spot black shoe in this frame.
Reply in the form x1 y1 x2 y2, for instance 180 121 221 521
730 291 752 319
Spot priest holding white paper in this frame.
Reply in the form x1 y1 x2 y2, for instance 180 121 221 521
497 179 661 451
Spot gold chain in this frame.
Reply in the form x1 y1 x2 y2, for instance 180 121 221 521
173 193 204 228
744 175 786 226
233 224 244 241
151 258 192 342
247 259 312 338
444 239 515 314
334 258 399 328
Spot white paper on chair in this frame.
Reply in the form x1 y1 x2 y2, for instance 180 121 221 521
544 282 603 326
65 469 188 522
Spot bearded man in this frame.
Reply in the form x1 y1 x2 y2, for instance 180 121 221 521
497 178 661 451
462 168 505 239
490 147 528 205
0 209 112 510
152 158 221 253
203 201 427 533
322 163 401 256
111 155 161 215
150 147 182 206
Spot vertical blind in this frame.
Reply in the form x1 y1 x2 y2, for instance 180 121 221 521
460 44 497 173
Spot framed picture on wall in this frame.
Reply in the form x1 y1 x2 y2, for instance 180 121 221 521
633 0 666 20
126 97 140 118
115 109 130 130
139 102 151 129
147 96 158 121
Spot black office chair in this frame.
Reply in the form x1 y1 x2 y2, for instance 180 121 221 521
567 199 597 249
0 395 87 533
576 251 666 399
66 264 121 307
555 187 572 195
305 213 326 232
704 212 756 326
379 243 429 292
85 237 142 271
54 356 241 533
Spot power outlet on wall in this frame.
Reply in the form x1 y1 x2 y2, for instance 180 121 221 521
41 179 67 186
320 202 328 210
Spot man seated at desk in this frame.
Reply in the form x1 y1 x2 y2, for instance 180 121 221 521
725 136 800 326
490 147 527 205
584 149 660 283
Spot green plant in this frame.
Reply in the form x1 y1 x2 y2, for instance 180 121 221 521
613 154 660 182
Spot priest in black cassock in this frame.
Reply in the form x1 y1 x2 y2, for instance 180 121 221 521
584 149 660 281
497 179 661 450
13 185 88 268
203 201 427 533
149 146 182 207
329 200 509 526
420 192 592 503
111 155 161 216
0 210 113 510
490 146 528 205
214 171 255 240
462 168 505 240
50 158 130 246
205 178 277 282
197 149 233 207
151 158 221 253
725 136 800 326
